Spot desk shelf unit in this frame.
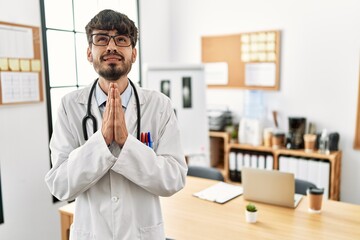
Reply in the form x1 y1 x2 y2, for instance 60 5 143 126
209 131 230 177
209 131 342 200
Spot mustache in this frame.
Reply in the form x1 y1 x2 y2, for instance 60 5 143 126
101 52 124 60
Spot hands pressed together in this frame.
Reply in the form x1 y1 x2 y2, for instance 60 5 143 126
102 83 128 147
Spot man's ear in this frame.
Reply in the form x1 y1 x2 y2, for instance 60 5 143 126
87 47 93 63
131 48 137 63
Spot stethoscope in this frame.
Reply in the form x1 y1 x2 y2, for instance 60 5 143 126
82 78 141 141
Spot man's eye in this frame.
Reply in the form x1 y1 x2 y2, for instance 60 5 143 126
115 37 127 43
97 36 109 42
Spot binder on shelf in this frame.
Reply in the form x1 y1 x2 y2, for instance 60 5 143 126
265 155 273 170
250 154 258 168
298 158 309 181
317 160 330 199
307 159 320 192
288 157 298 179
279 155 289 172
229 151 237 181
236 152 243 182
236 152 243 171
258 155 265 169
294 157 301 180
244 154 251 167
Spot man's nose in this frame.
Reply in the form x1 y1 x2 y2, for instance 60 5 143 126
106 37 117 51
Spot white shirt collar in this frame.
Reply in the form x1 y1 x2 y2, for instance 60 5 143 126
95 80 132 109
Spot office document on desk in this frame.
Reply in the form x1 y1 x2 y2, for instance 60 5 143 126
193 182 243 204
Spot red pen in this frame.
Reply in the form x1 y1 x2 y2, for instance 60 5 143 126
141 132 145 144
144 133 148 146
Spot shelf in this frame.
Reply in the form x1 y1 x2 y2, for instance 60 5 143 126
209 132 231 181
229 143 273 153
209 131 230 139
209 131 342 201
275 148 340 160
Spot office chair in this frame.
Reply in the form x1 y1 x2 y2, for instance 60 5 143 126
295 179 317 195
187 165 224 181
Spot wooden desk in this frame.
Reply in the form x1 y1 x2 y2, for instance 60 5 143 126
59 177 360 240
59 203 74 240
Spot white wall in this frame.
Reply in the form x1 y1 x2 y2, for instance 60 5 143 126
141 0 360 204
0 0 65 239
139 0 172 64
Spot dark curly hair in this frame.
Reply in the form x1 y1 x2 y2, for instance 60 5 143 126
85 9 138 48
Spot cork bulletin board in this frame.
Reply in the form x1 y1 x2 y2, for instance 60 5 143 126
202 30 281 90
0 21 43 105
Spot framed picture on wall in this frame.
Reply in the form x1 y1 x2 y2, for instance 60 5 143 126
160 80 171 98
182 76 192 108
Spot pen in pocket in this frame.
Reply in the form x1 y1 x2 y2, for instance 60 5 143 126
140 132 153 148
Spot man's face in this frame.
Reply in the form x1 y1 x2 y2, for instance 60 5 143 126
87 29 137 81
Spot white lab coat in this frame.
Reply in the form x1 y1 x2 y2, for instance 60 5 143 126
45 81 187 240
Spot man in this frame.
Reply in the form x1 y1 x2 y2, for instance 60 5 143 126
45 9 187 240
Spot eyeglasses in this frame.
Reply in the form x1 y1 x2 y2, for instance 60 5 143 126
91 34 132 47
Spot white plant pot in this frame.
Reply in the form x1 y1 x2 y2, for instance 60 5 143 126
245 210 258 223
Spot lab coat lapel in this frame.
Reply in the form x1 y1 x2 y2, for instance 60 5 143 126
125 91 137 137
77 82 102 139
90 93 103 134
125 84 144 138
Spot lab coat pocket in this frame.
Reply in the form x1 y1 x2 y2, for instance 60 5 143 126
70 225 95 240
139 222 165 240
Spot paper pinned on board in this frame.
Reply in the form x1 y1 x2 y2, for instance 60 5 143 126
31 59 41 72
0 71 40 103
204 62 229 85
20 59 31 71
0 24 34 59
0 58 8 71
245 62 276 86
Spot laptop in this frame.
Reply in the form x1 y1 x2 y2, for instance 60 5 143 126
242 167 303 208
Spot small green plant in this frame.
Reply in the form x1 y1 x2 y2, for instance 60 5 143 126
231 128 238 140
246 203 257 212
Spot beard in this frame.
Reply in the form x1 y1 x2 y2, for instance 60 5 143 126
94 55 133 81
98 64 127 80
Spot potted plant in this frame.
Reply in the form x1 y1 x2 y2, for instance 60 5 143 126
230 127 238 143
245 203 258 223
